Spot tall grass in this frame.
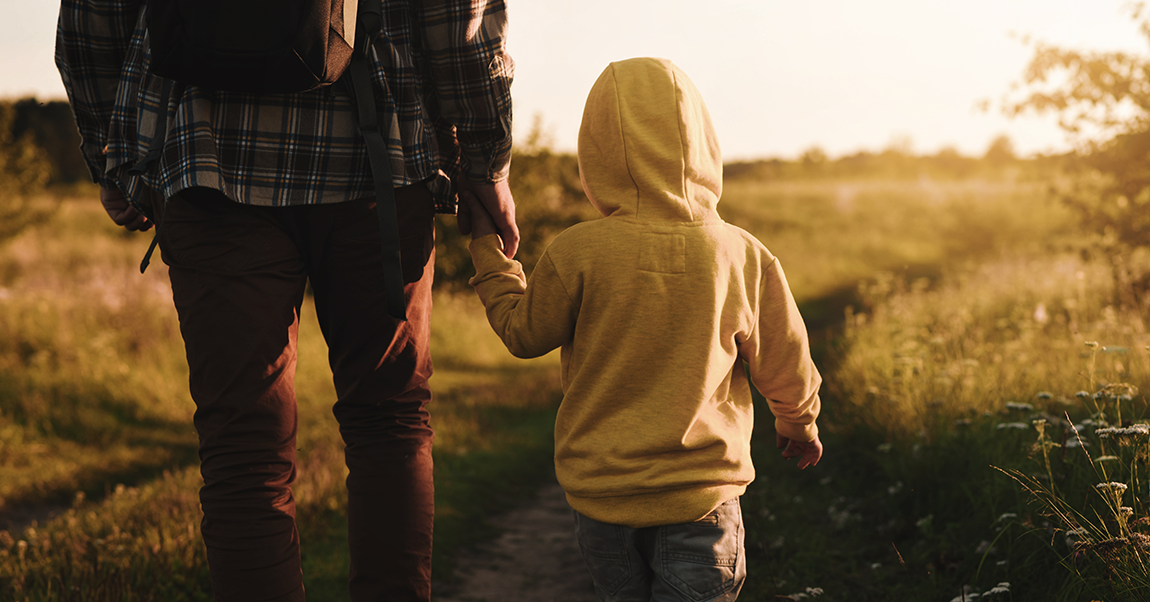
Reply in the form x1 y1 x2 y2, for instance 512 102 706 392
0 190 561 600
0 170 1101 601
721 177 1074 303
742 247 1150 601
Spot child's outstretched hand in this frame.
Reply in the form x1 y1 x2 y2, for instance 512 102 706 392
777 433 823 470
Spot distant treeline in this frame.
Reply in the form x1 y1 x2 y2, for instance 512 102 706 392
725 136 1066 182
5 96 1058 188
5 98 88 184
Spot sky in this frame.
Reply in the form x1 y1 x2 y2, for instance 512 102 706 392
3 0 1147 160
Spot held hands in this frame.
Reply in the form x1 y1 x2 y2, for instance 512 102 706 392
456 176 519 258
100 186 152 232
777 433 823 470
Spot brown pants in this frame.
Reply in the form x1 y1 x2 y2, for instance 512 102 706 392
158 186 436 602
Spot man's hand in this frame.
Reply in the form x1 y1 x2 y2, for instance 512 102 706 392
777 433 823 470
457 177 518 258
100 186 152 232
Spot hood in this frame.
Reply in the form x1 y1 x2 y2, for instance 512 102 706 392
577 57 723 223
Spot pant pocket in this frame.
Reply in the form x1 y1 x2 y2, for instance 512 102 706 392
573 512 634 596
658 498 744 602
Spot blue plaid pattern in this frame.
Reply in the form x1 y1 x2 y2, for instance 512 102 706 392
56 0 513 209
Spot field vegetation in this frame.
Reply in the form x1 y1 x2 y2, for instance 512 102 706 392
7 13 1150 597
0 140 1125 601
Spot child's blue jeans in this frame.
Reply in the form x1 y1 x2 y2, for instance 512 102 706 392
573 496 746 602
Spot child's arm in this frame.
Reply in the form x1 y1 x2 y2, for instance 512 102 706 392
464 198 577 358
740 257 823 468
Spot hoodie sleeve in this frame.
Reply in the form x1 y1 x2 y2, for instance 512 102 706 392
738 257 822 443
468 234 577 358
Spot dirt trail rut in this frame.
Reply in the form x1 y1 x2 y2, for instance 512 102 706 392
435 482 598 602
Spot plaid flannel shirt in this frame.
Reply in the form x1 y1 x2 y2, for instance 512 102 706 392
55 0 513 210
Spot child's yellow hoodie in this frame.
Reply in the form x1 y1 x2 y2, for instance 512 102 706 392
468 57 821 529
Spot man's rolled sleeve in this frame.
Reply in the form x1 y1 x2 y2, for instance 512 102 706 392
55 0 142 188
419 0 514 183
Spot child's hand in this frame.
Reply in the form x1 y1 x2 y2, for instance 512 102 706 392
456 176 517 257
463 192 500 239
777 433 823 470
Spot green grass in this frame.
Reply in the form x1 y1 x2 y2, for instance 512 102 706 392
741 248 1150 602
0 190 563 600
1 170 1118 601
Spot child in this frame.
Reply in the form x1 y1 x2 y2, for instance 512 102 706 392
463 57 823 602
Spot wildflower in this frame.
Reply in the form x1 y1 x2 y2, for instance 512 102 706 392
1076 391 1091 400
948 586 980 602
1095 455 1120 462
1096 482 1129 505
1091 536 1129 558
1004 402 1033 411
1065 528 1088 549
1131 533 1150 550
1097 383 1139 400
975 540 996 554
1120 507 1134 520
996 512 1017 524
1103 346 1129 355
1086 341 1100 349
954 418 972 427
1095 424 1150 441
984 582 1010 596
1036 392 1053 400
995 422 1030 430
1096 482 1129 493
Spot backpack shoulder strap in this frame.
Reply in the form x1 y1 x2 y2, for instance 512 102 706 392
345 0 408 321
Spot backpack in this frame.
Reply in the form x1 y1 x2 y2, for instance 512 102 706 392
143 0 359 94
131 0 410 321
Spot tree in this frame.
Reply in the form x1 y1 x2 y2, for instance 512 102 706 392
1005 3 1150 264
0 101 52 244
983 134 1016 164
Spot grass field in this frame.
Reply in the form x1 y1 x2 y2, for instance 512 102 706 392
3 167 1146 601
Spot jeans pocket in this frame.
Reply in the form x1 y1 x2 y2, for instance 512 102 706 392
574 512 634 596
659 498 744 602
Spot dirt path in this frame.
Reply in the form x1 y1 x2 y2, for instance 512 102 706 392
435 482 598 602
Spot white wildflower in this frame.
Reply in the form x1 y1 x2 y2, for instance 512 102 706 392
1005 402 1034 411
1096 424 1150 439
985 582 1010 596
996 422 1030 430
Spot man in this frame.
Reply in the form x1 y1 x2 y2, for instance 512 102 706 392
55 0 517 600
